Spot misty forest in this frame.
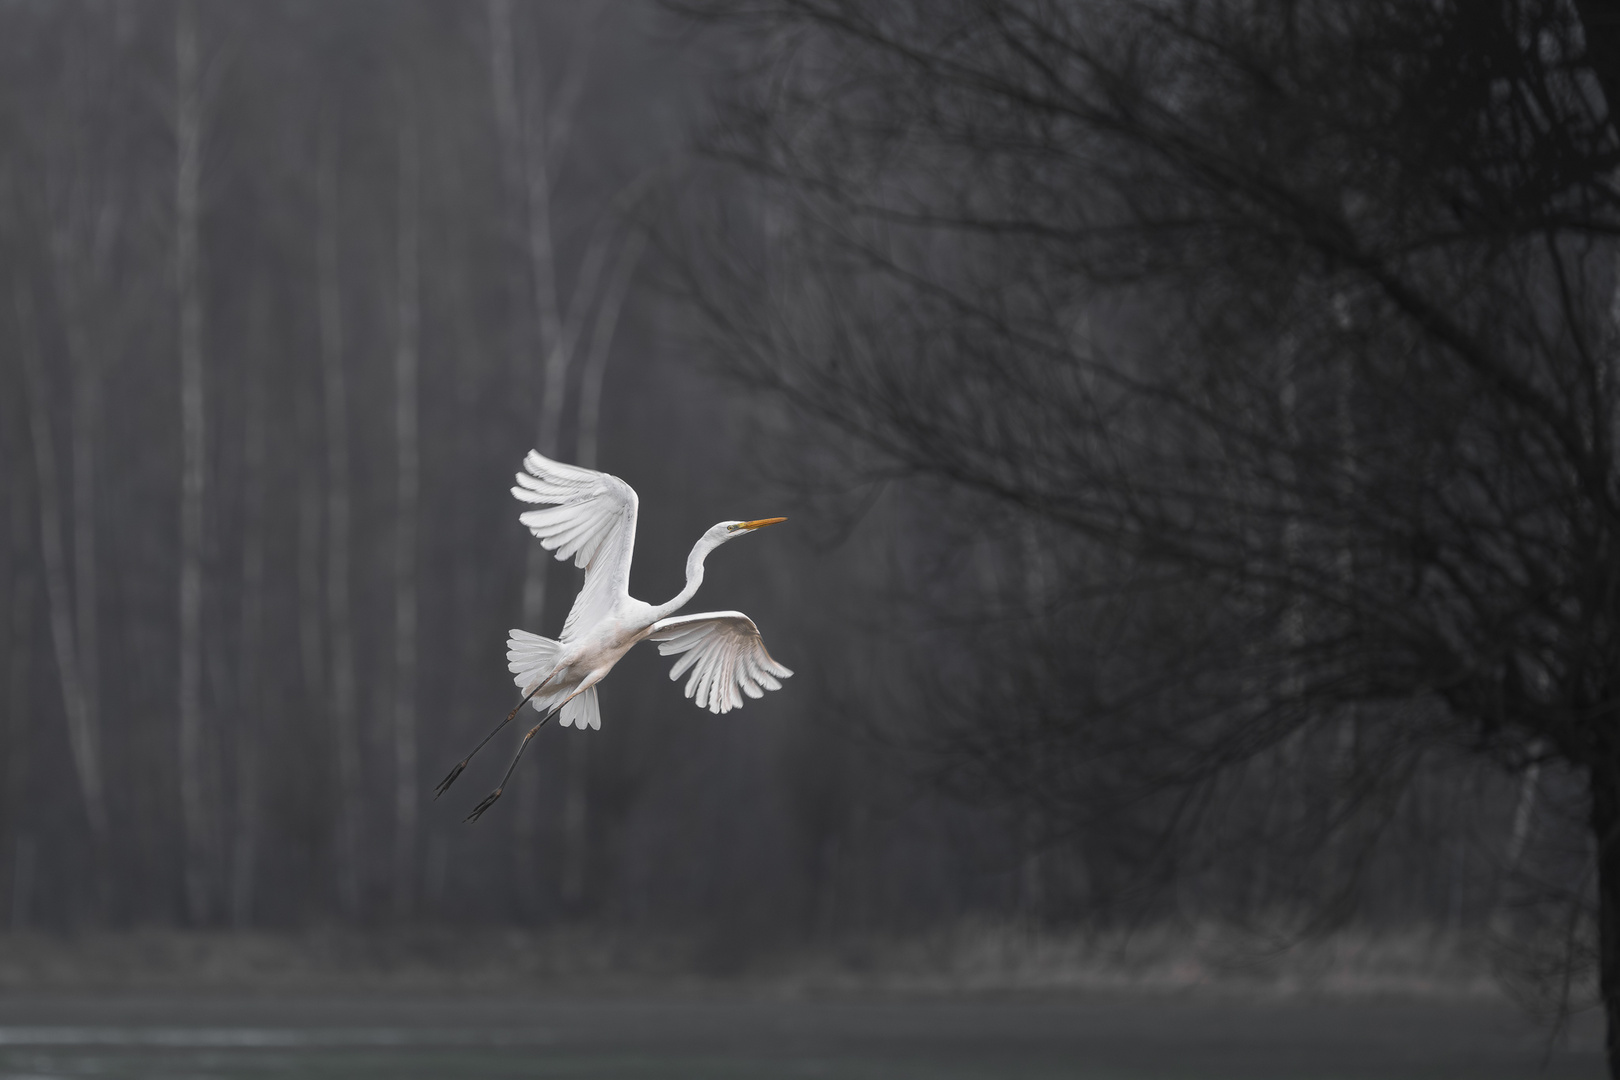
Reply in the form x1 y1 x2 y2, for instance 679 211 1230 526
2 0 1620 1068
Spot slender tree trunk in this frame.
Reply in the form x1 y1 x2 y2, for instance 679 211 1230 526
1593 235 1620 1080
293 385 324 924
15 286 108 904
1483 751 1542 939
10 834 33 933
440 143 482 910
1590 761 1620 1080
487 0 526 347
488 0 560 637
561 231 642 910
317 124 363 920
488 2 620 907
44 17 126 915
67 308 106 919
1505 756 1543 874
176 0 213 925
0 441 10 913
231 286 269 929
45 217 120 921
297 390 324 720
1328 345 1360 873
489 0 549 912
1242 345 1307 918
440 151 488 916
574 233 642 475
7 475 35 930
1016 519 1050 925
60 281 101 863
392 105 421 920
1277 345 1309 845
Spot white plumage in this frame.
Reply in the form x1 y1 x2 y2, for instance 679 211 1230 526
511 455 639 642
649 611 793 714
441 450 792 819
504 449 791 723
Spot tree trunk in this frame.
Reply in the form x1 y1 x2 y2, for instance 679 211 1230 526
231 285 269 930
392 105 421 920
561 230 642 910
1590 761 1620 1079
10 834 33 933
65 289 106 920
7 473 35 931
176 0 213 926
54 261 103 882
317 124 363 921
489 0 551 912
488 2 619 908
296 390 324 726
436 125 480 884
440 149 486 916
44 208 120 922
574 233 643 476
1479 761 1536 950
488 0 561 636
15 286 108 905
43 6 127 923
1506 758 1542 874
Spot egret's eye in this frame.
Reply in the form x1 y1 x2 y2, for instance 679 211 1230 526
725 524 742 532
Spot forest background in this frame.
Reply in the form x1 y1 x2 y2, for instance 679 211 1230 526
0 0 1592 1023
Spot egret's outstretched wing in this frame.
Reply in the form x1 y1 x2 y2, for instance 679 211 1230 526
647 610 793 714
511 449 638 640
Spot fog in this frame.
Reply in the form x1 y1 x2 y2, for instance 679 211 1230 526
0 2 1613 1077
0 0 1031 944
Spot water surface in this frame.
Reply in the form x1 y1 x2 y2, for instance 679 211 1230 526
0 992 1598 1078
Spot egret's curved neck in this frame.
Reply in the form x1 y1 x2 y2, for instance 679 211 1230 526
652 533 722 622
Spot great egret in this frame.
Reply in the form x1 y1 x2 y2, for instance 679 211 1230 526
436 449 793 821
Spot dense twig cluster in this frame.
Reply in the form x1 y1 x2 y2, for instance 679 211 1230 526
673 0 1620 1053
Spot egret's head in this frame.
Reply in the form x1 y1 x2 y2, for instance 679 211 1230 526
711 517 786 544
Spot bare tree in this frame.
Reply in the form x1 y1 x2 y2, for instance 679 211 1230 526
676 0 1620 1064
18 7 138 920
316 119 362 920
231 282 270 929
5 451 36 930
43 119 121 920
175 0 214 926
561 229 645 910
392 92 422 919
15 285 107 909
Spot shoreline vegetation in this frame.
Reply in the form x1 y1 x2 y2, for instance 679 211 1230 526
0 923 1516 1000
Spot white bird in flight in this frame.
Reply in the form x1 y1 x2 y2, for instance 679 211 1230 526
437 449 793 820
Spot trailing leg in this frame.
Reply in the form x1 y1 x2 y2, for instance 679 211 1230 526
464 707 557 822
434 676 551 798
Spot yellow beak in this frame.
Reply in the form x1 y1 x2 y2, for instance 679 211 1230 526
740 517 787 530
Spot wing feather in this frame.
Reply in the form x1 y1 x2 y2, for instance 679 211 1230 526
648 610 793 714
511 450 639 640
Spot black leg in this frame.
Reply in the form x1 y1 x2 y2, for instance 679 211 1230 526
464 709 556 823
434 679 548 799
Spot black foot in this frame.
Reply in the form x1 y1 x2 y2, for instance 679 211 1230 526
465 788 503 823
434 760 468 799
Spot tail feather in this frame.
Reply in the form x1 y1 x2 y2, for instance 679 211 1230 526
507 629 561 699
560 686 601 731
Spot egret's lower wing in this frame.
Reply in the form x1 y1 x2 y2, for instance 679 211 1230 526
647 610 793 714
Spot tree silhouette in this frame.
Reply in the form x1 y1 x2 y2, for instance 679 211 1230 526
676 0 1620 1065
